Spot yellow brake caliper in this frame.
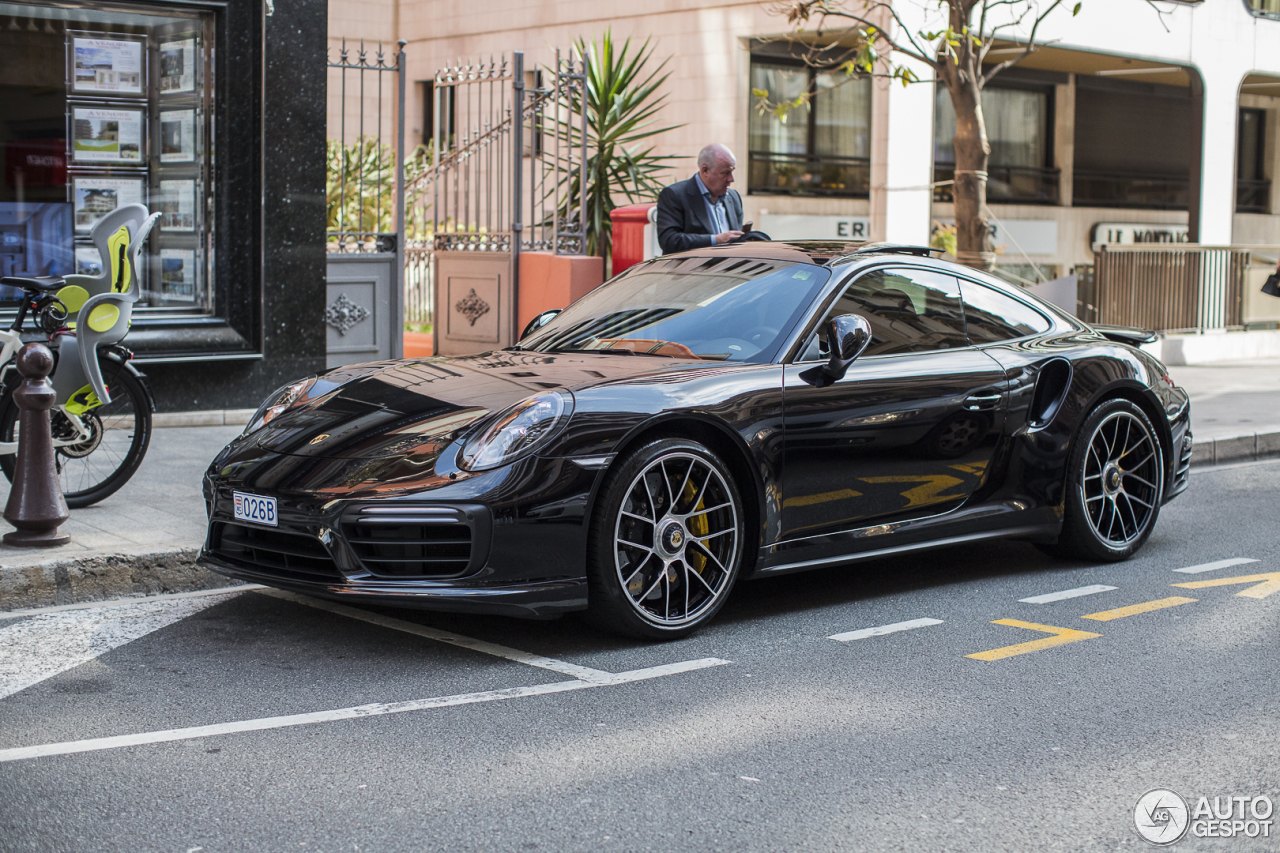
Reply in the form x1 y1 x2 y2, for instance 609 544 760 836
682 477 709 575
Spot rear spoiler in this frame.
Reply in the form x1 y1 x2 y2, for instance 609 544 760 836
1091 324 1159 346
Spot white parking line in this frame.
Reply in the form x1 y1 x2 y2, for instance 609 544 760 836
1172 558 1259 575
1019 584 1118 604
256 589 621 684
0 586 263 621
0 657 731 763
828 618 943 642
0 591 246 701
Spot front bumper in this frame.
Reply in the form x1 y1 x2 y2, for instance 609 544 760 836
198 451 599 618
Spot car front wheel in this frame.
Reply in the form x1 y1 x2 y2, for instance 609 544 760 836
586 438 745 640
1053 398 1165 561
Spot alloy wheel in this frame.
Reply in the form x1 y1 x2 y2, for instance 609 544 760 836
1080 410 1161 547
612 451 741 627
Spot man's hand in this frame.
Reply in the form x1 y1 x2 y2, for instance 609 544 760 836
714 230 743 245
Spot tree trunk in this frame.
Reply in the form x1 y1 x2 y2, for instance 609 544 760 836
938 55 995 271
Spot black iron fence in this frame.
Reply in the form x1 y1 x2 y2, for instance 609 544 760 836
1073 171 1189 210
932 163 1060 205
747 151 870 197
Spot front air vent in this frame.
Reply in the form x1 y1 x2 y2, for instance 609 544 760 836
1029 359 1072 428
342 505 488 579
210 522 343 582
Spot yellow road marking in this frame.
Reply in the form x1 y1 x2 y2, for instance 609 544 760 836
858 475 966 508
966 619 1100 662
949 461 988 475
1081 596 1197 621
782 488 863 509
1172 571 1280 600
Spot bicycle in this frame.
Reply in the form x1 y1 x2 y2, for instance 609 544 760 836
0 203 157 508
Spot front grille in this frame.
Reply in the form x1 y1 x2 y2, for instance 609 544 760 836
343 507 476 578
210 521 343 582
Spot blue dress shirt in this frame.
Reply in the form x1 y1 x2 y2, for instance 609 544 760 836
694 172 729 247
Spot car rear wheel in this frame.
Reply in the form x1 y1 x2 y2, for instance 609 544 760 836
585 438 745 640
1050 398 1164 562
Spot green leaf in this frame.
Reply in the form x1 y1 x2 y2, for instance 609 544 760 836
1073 2 1082 14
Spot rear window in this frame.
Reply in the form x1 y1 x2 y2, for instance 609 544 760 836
959 280 1052 343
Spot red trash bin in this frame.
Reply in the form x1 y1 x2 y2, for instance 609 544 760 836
610 202 657 275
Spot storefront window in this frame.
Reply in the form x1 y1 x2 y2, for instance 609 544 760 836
747 58 871 197
0 1 214 312
934 84 1058 204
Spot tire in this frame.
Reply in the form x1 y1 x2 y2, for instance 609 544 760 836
585 438 746 640
1049 398 1164 562
0 355 153 509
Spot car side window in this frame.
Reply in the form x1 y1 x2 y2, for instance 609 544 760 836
959 280 1053 344
799 267 969 360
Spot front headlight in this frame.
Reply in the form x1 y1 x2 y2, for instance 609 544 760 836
458 391 572 472
243 376 318 436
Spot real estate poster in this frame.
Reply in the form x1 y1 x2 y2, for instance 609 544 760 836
160 109 196 163
75 246 103 277
71 37 143 95
72 107 144 164
73 176 145 233
156 179 196 231
160 247 196 301
159 38 197 94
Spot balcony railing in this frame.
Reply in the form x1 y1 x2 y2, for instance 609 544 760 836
747 151 870 197
1236 179 1272 214
1073 171 1189 210
933 164 1060 205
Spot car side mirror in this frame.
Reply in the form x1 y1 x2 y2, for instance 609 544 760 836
821 313 872 381
520 308 561 341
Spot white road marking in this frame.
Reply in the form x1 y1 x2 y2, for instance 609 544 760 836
256 588 621 684
828 618 943 642
1019 584 1118 604
0 585 263 621
0 592 245 701
0 657 731 763
1172 558 1259 575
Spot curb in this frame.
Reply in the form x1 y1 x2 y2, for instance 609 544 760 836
0 548 239 613
1191 430 1280 467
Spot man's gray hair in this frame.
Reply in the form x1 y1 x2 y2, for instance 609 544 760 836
697 143 733 170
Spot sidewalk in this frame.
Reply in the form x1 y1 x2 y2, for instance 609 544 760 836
0 361 1276 611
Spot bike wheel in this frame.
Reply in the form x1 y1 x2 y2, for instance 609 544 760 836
0 354 152 508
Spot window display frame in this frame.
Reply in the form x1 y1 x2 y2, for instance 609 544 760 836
67 31 147 97
71 174 148 233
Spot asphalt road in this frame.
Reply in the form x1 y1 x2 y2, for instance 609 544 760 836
1 458 1277 853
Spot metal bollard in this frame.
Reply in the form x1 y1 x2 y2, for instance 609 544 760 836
3 343 70 547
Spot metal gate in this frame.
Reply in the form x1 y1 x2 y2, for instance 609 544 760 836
406 50 589 355
1093 244 1248 332
325 39 406 367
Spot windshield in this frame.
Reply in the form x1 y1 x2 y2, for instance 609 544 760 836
519 255 831 362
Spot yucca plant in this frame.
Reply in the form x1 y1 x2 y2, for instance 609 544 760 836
543 32 685 261
327 137 431 246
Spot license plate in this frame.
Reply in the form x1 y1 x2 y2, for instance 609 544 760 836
233 491 278 527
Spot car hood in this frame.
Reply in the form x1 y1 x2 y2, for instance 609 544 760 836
239 351 713 460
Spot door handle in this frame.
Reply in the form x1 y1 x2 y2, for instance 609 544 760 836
963 392 1002 411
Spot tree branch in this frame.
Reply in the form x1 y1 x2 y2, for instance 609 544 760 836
980 0 1066 87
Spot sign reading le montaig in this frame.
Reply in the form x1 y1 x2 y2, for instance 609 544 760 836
1092 222 1190 245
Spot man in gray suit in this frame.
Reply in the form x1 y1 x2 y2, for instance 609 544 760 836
656 143 744 254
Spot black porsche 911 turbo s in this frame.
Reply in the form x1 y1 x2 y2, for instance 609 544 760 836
199 241 1192 639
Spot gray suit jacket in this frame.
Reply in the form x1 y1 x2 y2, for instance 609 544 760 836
656 175 744 255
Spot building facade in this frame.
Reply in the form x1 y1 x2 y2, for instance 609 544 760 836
329 0 1280 321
